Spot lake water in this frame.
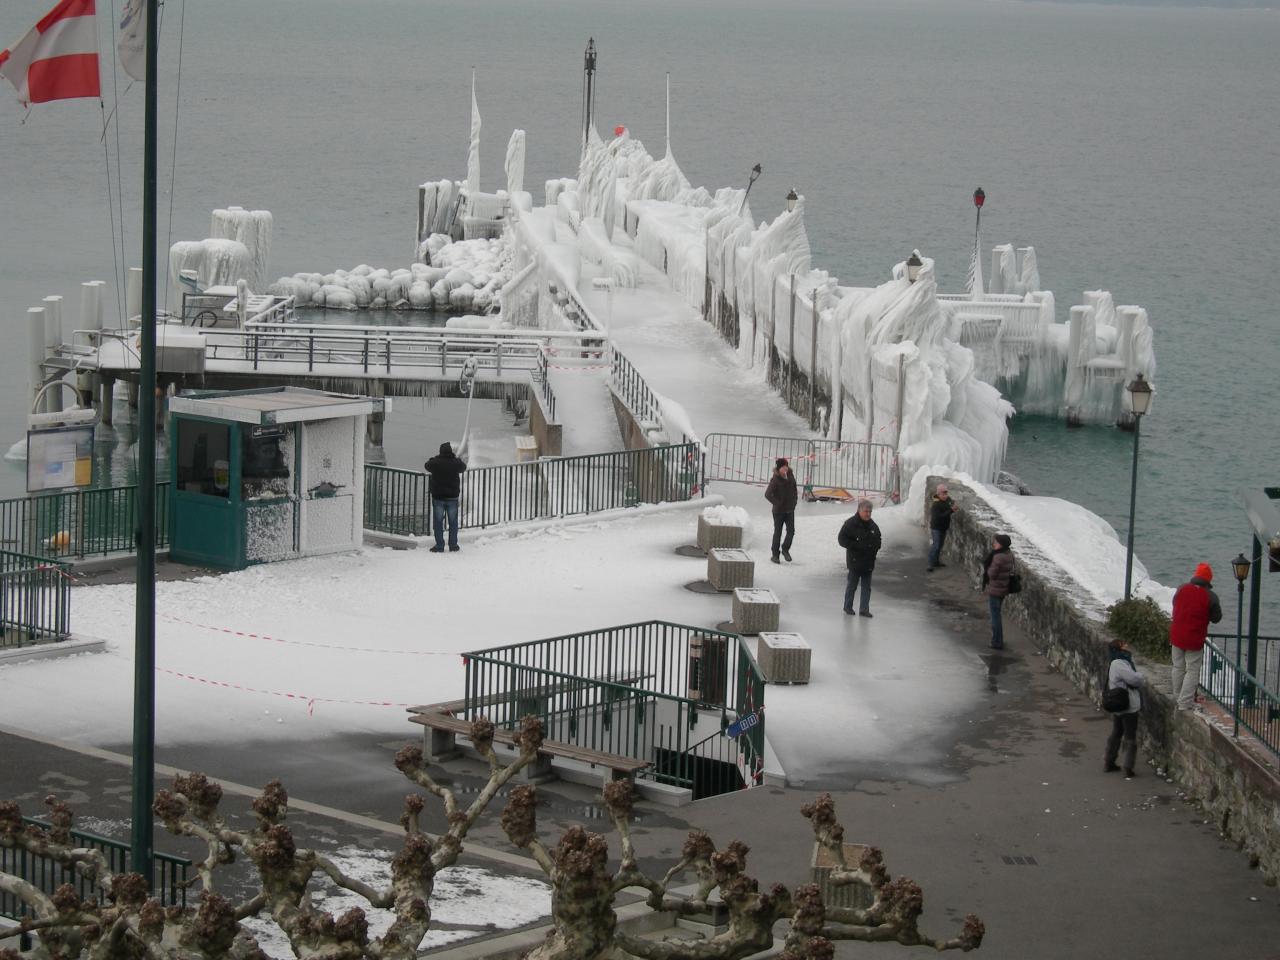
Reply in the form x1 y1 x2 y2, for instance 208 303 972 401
1 0 1277 619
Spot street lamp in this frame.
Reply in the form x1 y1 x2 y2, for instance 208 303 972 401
906 251 923 283
786 188 798 213
1122 372 1154 600
737 163 762 216
1231 552 1251 736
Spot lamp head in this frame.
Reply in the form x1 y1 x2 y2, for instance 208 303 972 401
906 251 924 283
973 187 985 208
786 189 798 213
1126 372 1154 416
1232 552 1252 584
749 163 762 185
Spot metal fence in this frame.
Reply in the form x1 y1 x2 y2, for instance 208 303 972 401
363 443 701 538
703 432 899 502
460 620 765 796
0 550 71 647
609 347 663 428
1201 638 1280 759
0 483 170 560
0 816 190 922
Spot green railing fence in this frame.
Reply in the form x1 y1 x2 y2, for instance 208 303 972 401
1202 638 1280 759
0 816 190 922
363 442 701 538
461 621 765 797
0 483 170 560
0 550 70 647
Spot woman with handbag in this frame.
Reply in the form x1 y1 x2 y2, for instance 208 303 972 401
1104 638 1145 778
981 534 1015 650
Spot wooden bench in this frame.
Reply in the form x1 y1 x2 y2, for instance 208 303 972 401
408 711 651 785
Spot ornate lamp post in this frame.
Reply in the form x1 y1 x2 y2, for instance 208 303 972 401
737 163 762 216
1231 552 1251 736
1122 372 1154 600
906 251 923 283
786 188 798 213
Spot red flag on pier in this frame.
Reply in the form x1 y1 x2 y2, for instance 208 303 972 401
0 0 101 106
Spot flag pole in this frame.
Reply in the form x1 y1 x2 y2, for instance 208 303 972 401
130 0 159 887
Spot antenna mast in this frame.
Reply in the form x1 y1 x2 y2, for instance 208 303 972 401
582 38 597 148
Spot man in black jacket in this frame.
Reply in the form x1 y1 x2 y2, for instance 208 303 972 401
764 457 798 564
424 442 467 553
927 483 958 572
838 499 882 617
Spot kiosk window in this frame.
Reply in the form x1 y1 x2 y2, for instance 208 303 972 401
241 425 292 499
176 421 230 497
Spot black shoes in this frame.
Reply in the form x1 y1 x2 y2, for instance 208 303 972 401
782 550 792 562
1104 763 1120 773
449 545 460 552
859 611 873 618
843 607 855 615
926 566 935 573
771 554 781 564
429 546 444 553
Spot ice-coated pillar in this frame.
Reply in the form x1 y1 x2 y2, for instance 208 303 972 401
126 266 143 325
80 280 104 336
27 307 46 413
42 296 64 413
236 278 249 327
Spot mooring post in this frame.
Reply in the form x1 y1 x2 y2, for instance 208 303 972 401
42 296 64 413
27 307 45 414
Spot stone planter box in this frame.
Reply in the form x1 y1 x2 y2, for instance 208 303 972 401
732 587 779 636
811 842 875 911
697 514 744 552
708 548 754 591
758 632 810 683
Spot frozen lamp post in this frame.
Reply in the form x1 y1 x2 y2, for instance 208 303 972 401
737 163 762 216
1122 372 1154 600
1231 552 1251 736
786 188 798 213
906 251 923 283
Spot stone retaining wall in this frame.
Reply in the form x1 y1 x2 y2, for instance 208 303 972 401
930 476 1280 883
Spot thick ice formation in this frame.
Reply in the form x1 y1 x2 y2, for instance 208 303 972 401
267 238 511 313
210 207 273 293
167 239 252 311
505 129 526 194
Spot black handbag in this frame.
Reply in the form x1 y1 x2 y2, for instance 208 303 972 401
1102 686 1129 713
1007 573 1023 594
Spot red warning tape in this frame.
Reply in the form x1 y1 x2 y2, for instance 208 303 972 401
156 667 414 717
158 614 454 656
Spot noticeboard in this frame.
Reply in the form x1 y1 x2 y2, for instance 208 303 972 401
27 424 94 493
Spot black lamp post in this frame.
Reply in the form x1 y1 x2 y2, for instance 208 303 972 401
786 188 798 213
737 163 762 216
1231 552 1251 737
1122 372 1154 600
906 251 923 283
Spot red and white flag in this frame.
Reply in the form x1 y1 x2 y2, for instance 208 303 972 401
0 0 101 106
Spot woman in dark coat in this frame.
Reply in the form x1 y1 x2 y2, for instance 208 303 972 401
764 458 798 563
1105 638 1145 778
982 533 1014 649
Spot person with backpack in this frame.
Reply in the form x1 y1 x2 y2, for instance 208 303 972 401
424 441 468 553
1104 637 1146 778
764 457 798 564
981 533 1015 649
927 483 958 572
1169 562 1223 711
838 499 882 617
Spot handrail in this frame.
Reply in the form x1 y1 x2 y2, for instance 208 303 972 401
1201 638 1280 759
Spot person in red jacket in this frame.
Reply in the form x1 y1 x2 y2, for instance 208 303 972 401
1169 563 1223 711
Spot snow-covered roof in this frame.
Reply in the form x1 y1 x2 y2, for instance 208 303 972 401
168 387 385 425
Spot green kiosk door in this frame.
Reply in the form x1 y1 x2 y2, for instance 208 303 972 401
170 416 239 568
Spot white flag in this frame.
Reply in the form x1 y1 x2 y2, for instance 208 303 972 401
118 0 145 82
465 72 481 195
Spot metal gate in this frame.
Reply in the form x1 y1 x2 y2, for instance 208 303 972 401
703 433 899 502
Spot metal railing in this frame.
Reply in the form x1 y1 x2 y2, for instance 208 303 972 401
533 350 558 422
363 443 700 538
460 621 764 795
1 816 190 922
0 550 70 646
1207 632 1280 698
703 432 899 502
0 484 170 560
609 348 663 427
1201 638 1280 759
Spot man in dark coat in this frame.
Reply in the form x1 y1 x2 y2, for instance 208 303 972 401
424 441 467 553
927 483 957 572
838 499 882 617
764 457 798 564
982 533 1015 649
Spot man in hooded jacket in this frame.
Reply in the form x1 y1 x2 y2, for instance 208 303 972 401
424 442 467 553
1169 562 1223 710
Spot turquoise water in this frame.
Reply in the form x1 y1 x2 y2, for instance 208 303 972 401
1 0 1276 619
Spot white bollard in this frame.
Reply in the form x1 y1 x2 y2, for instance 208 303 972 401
81 280 104 337
236 278 249 327
42 296 64 413
126 266 143 326
27 307 46 413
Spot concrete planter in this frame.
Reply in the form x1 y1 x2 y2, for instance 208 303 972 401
708 548 754 591
697 514 744 552
732 587 780 636
758 632 810 683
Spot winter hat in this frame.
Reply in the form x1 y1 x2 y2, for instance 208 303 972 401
994 533 1012 549
439 442 453 456
776 458 789 470
1194 562 1213 583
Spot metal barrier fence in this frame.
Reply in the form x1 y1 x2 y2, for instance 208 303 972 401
609 348 663 427
703 432 899 502
0 816 190 922
1208 632 1280 699
363 443 701 538
461 621 765 796
0 550 71 646
1201 639 1280 759
0 483 171 560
